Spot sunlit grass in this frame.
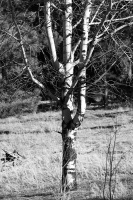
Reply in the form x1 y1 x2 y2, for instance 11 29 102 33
0 108 133 199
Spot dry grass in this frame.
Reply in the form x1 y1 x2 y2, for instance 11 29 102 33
0 107 133 199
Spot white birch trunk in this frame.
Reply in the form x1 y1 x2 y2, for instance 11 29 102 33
45 0 92 192
62 0 76 192
61 0 91 192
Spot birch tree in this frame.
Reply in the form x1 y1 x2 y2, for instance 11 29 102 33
6 0 133 193
44 0 133 191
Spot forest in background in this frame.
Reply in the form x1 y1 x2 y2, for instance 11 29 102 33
0 0 133 117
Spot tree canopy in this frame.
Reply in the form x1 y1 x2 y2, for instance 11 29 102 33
0 0 133 103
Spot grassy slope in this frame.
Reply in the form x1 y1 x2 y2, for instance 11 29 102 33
0 107 133 199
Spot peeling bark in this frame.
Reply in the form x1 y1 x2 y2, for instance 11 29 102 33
61 0 77 192
61 0 91 192
62 120 78 191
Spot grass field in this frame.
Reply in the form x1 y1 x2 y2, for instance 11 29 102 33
0 106 133 200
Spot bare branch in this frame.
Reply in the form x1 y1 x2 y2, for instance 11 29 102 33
106 15 133 22
8 0 28 65
111 22 133 36
71 39 81 58
97 21 133 42
87 38 93 44
51 3 63 12
8 0 59 102
45 1 65 74
85 0 112 65
87 15 133 26
28 67 59 101
93 60 117 85
98 12 117 37
90 0 105 24
95 0 112 37
73 18 82 29
1 30 18 41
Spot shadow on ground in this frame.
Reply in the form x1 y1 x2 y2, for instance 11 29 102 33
95 110 130 118
0 130 10 135
90 124 122 130
0 192 54 200
0 193 133 200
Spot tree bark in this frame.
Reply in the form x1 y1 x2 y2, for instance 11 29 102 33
44 0 92 192
61 0 91 192
61 0 76 192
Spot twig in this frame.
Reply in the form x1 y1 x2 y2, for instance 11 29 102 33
85 0 112 65
8 0 59 102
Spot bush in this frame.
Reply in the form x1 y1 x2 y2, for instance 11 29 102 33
0 99 34 118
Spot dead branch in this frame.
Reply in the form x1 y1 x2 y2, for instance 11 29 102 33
8 0 59 102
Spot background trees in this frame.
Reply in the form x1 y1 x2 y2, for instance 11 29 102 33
0 0 132 104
